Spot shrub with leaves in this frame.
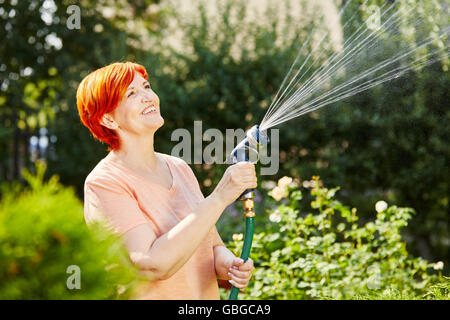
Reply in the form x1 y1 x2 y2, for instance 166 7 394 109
353 276 449 300
0 161 140 299
224 176 446 300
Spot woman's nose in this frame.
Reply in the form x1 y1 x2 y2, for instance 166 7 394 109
141 90 155 103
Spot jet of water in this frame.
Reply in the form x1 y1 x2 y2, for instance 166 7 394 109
259 0 449 132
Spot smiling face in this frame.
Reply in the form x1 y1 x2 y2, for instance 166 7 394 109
101 73 164 136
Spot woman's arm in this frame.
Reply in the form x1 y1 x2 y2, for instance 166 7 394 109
122 162 257 281
123 193 226 280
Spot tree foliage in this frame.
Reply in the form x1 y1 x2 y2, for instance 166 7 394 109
0 0 160 183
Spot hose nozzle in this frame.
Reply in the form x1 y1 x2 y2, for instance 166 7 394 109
226 125 269 200
226 125 269 165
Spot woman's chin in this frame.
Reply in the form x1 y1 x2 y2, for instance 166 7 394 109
148 116 164 130
156 116 164 128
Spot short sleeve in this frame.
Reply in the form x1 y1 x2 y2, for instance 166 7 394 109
84 178 149 236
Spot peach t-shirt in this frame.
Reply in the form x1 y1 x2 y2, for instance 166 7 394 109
83 152 225 299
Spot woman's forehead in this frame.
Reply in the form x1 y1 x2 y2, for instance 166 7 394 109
129 73 147 87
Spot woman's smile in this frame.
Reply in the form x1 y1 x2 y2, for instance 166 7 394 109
141 103 158 116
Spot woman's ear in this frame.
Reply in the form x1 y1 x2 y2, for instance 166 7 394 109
100 113 119 130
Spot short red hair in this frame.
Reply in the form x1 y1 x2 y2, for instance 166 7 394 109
76 61 148 151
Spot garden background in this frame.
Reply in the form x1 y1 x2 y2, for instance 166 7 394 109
0 0 448 299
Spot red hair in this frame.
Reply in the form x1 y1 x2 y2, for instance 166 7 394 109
76 61 148 151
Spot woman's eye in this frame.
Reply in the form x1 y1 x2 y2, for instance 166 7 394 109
145 84 151 89
127 91 134 98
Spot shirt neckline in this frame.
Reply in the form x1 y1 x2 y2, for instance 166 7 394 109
103 152 177 194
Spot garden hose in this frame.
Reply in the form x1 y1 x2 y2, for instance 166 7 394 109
226 125 269 300
229 195 255 300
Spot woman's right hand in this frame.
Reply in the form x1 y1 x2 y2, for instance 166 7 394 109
212 162 257 206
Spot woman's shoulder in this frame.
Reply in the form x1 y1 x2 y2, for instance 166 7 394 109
84 156 128 190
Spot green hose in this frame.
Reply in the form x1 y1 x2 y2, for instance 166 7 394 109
228 216 254 300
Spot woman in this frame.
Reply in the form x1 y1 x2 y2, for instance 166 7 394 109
76 61 256 299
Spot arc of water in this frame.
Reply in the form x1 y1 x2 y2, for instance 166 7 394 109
269 8 422 125
263 0 390 125
262 35 448 129
259 0 446 131
267 37 448 128
262 0 371 125
261 1 410 130
273 0 400 117
268 51 448 126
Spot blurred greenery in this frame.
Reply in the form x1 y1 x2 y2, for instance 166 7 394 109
220 176 447 300
0 0 162 185
0 0 448 298
0 161 140 299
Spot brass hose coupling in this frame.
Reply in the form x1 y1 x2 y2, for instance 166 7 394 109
241 192 256 218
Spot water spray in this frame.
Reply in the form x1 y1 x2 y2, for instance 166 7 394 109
259 1 449 131
226 125 269 300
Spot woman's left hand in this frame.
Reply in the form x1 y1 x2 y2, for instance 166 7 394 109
227 257 255 289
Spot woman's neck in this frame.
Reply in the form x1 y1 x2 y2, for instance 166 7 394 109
109 133 159 172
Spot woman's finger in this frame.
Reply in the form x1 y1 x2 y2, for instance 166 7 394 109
228 268 251 280
229 258 244 271
239 177 257 186
229 278 247 288
238 258 254 272
230 276 248 286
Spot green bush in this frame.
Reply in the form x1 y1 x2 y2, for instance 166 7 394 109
223 176 447 300
0 161 140 299
353 276 449 300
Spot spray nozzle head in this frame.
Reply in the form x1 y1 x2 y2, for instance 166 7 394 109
247 125 269 148
226 125 270 164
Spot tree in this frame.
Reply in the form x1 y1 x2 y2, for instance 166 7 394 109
0 0 160 188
